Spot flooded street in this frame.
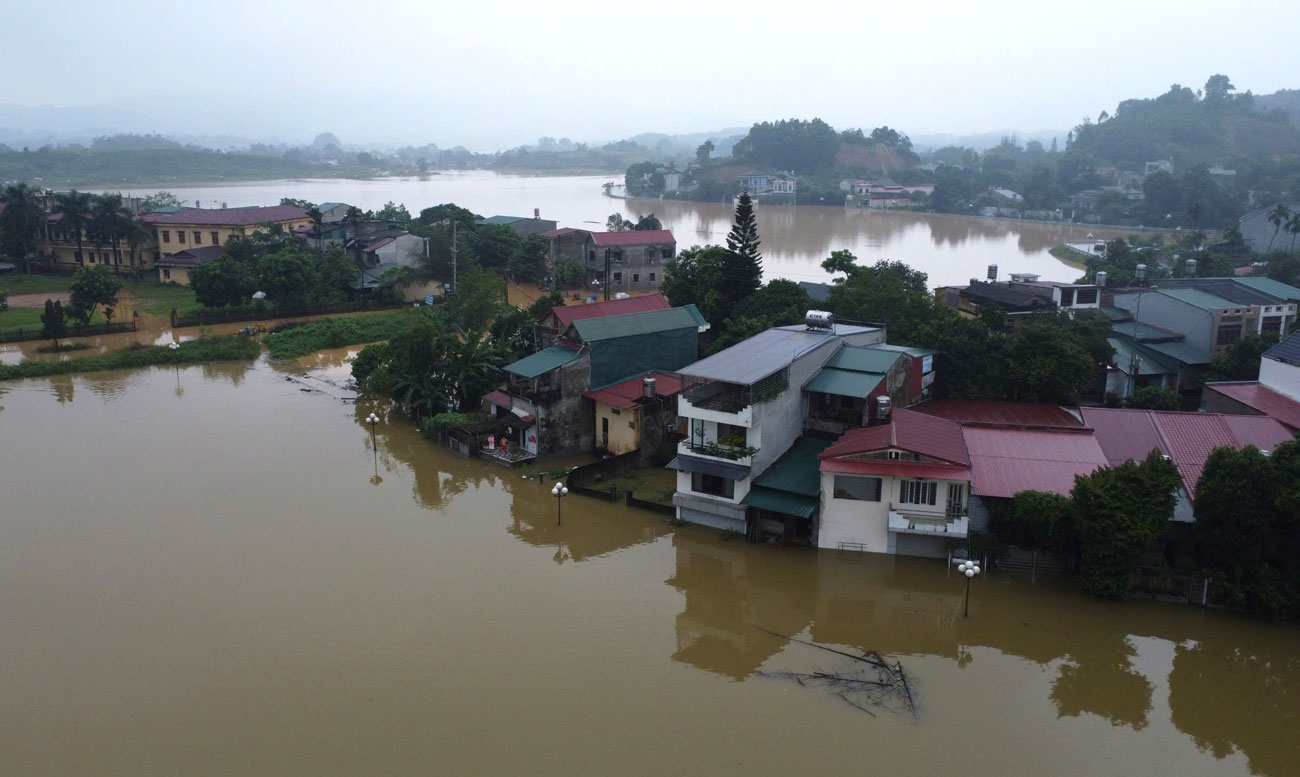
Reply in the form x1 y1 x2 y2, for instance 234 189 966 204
1 359 1295 776
127 172 1139 288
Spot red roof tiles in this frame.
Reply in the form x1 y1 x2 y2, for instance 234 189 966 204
547 293 670 330
821 409 970 466
143 205 308 226
960 427 1109 498
914 399 1084 429
583 372 682 410
1203 382 1300 431
590 230 675 246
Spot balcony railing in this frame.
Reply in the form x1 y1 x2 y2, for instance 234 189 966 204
888 510 968 538
680 440 753 462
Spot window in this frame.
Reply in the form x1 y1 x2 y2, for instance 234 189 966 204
211 231 219 245
900 480 938 505
649 272 656 282
691 472 735 499
1216 324 1242 346
691 418 707 447
588 250 596 262
88 252 96 263
661 247 673 259
834 476 882 501
161 231 170 243
193 231 201 244
717 422 747 446
612 272 622 284
632 273 640 283
1059 288 1075 307
162 268 171 280
177 231 186 243
1262 317 1282 334
1076 288 1098 305
946 483 966 517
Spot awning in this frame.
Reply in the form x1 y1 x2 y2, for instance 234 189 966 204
741 486 818 518
667 454 751 480
806 367 884 399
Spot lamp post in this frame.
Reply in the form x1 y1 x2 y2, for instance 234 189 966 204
366 412 380 479
551 481 568 526
168 341 181 386
958 559 981 617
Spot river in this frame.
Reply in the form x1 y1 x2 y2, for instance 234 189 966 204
1 355 1295 776
124 172 1137 288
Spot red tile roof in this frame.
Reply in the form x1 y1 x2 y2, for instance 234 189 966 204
542 227 587 238
583 372 682 410
960 427 1109 498
590 230 675 246
547 293 670 329
483 390 512 410
1203 382 1300 431
821 409 970 466
1080 407 1294 497
143 205 308 226
914 399 1084 429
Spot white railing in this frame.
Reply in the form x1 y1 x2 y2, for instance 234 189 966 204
888 511 969 538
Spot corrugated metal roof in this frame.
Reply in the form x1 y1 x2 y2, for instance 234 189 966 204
913 400 1083 429
806 367 884 398
570 305 705 341
1156 287 1241 311
583 371 682 410
826 345 902 374
961 427 1109 498
1234 277 1300 302
869 343 938 358
754 437 833 497
1108 337 1180 376
741 487 818 518
144 205 307 226
1203 382 1300 430
821 409 970 465
1142 338 1210 365
549 293 669 329
1080 407 1294 497
1263 331 1300 366
504 346 583 378
678 324 878 384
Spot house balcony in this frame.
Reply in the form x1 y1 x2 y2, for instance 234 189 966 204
677 439 753 466
888 509 968 538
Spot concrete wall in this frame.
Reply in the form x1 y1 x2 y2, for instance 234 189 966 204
595 401 640 455
533 358 594 458
1113 291 1213 356
584 239 675 292
817 472 890 552
1260 357 1300 400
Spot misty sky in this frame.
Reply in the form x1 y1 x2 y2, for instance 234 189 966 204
5 0 1299 150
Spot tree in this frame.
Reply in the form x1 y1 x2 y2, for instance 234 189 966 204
0 182 44 273
661 245 727 323
507 233 548 283
1287 211 1300 254
90 193 132 275
990 490 1075 555
124 216 153 273
305 205 324 252
345 206 365 239
632 213 662 231
67 265 122 328
721 191 763 320
1071 451 1180 598
709 279 812 353
189 255 258 309
553 259 585 290
443 264 505 332
468 224 520 270
374 201 411 222
1125 385 1180 410
259 247 317 311
606 213 633 231
140 191 183 211
417 203 479 230
52 190 93 265
825 259 933 341
1203 74 1235 104
1002 313 1100 403
41 299 67 347
1266 204 1291 253
1203 332 1279 382
696 139 714 166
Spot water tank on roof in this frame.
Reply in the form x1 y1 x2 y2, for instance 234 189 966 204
1096 271 1108 287
1135 264 1148 282
1185 258 1198 277
875 395 893 423
987 264 998 281
642 376 656 399
805 310 834 331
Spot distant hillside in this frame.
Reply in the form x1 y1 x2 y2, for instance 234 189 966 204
0 147 325 187
1256 89 1300 125
1069 79 1300 170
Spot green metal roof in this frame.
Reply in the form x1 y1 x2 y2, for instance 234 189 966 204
753 436 833 496
742 487 818 519
826 345 903 373
1107 337 1179 375
571 305 705 341
1143 339 1209 366
477 215 527 225
1156 288 1240 310
806 367 884 398
1234 277 1300 302
504 346 582 378
868 343 938 358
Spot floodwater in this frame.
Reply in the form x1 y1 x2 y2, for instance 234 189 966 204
1 357 1296 777
126 172 1140 288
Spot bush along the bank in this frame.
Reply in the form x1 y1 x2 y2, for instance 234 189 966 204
0 335 261 380
262 311 419 359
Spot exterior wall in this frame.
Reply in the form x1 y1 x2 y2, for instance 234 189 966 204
374 234 424 267
510 358 594 459
817 471 890 552
155 217 312 255
547 231 590 269
595 402 640 454
1259 357 1300 400
506 218 558 237
892 533 949 559
1113 292 1213 357
37 224 158 272
673 477 748 533
584 239 675 292
157 265 193 285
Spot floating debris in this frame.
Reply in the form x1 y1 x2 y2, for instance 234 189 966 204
754 626 917 718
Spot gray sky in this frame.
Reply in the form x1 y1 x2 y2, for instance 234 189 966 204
5 0 1298 149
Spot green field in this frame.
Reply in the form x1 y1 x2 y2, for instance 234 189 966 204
124 283 203 318
0 273 73 296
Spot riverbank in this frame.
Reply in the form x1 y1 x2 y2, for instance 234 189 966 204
0 334 258 380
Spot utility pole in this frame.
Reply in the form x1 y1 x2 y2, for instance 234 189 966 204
451 221 458 294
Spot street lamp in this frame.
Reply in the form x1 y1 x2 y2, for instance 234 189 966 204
168 341 181 387
958 559 981 617
551 481 568 526
366 412 380 479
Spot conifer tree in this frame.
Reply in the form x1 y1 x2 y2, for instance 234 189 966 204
721 191 763 318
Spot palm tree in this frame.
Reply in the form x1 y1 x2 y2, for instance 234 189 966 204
305 205 324 252
345 206 364 240
1287 211 1300 254
90 193 132 275
53 190 93 266
0 182 46 274
124 216 154 277
1266 204 1291 253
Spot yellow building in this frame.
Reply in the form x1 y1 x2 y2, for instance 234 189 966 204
583 372 682 457
37 212 158 274
146 205 311 283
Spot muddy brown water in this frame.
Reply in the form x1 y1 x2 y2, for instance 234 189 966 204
1 354 1295 776
128 173 1142 289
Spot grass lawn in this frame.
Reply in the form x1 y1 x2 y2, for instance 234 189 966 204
0 273 73 296
0 306 108 336
123 282 202 317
